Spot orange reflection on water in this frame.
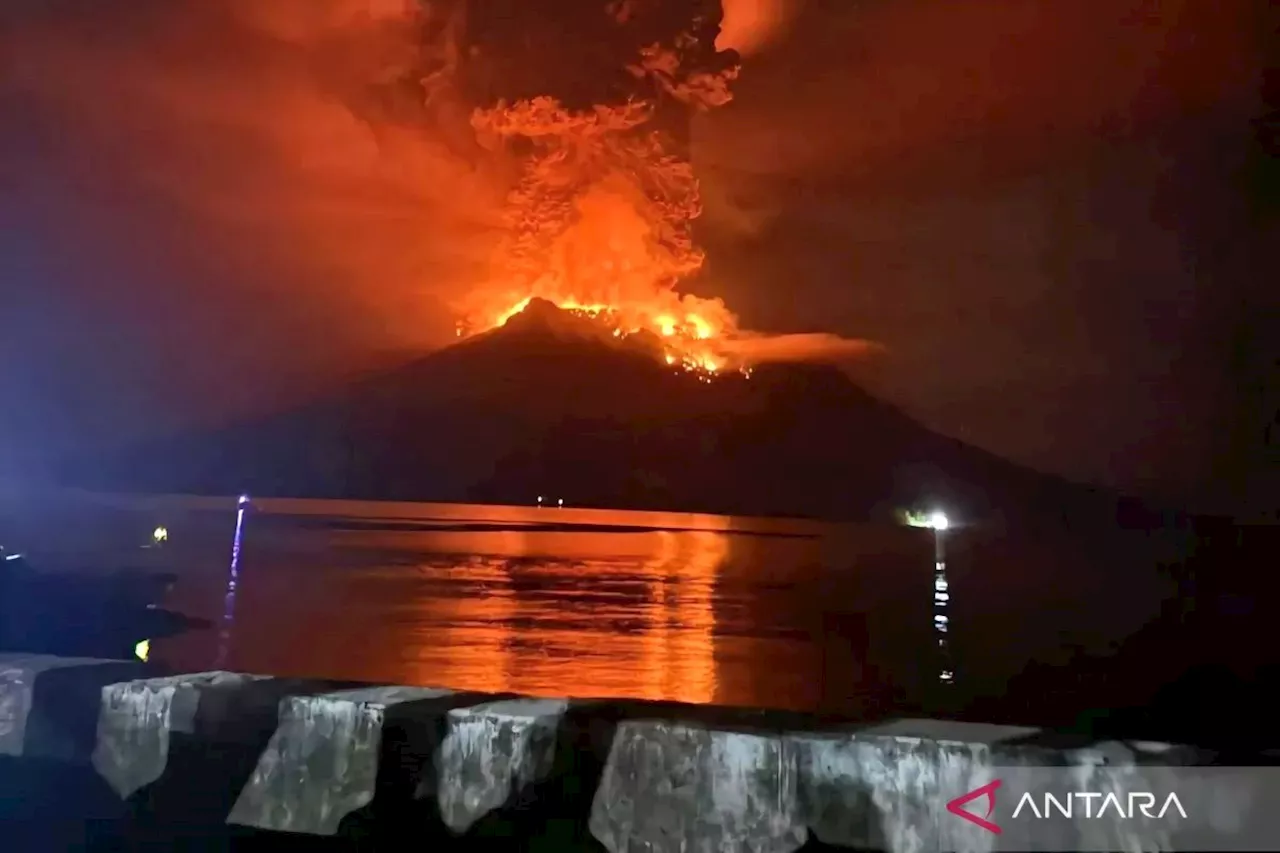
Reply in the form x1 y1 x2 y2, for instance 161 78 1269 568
638 530 721 704
413 527 725 704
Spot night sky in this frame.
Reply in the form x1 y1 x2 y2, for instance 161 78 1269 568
1 0 1275 516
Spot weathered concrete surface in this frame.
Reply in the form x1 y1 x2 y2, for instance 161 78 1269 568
591 720 807 853
435 697 570 833
1010 746 1200 853
589 718 1213 853
228 685 455 835
0 654 144 761
791 721 1047 853
588 719 1067 853
92 670 338 799
2 657 1244 850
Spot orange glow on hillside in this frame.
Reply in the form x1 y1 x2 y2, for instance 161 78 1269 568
460 292 735 379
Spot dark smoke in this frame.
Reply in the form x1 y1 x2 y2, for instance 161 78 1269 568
0 0 507 472
692 0 1275 514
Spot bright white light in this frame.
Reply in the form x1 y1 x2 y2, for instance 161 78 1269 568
152 526 169 543
238 494 251 506
134 639 150 662
903 509 952 530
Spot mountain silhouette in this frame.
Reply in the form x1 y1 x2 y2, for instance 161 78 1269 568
65 299 1138 526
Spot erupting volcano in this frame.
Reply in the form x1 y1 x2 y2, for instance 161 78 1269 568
472 293 739 379
61 0 1135 527
447 3 776 379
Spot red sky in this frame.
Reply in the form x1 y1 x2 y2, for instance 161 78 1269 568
0 0 1274 514
695 0 1275 514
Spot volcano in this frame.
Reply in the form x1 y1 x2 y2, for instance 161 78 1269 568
64 300 1135 526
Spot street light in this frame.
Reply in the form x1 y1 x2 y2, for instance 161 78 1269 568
902 508 952 531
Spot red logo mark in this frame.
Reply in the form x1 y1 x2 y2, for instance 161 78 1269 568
946 779 1002 834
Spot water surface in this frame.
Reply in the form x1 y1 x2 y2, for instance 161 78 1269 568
3 490 1190 726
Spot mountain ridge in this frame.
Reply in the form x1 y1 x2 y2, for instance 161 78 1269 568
63 300 1147 528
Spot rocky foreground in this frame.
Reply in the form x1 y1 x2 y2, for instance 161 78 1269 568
1 654 1270 852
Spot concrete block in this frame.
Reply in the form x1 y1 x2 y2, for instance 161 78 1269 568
0 654 144 762
586 718 1068 853
92 671 336 800
435 697 570 833
590 719 807 853
792 719 1049 852
793 734 990 853
228 685 456 835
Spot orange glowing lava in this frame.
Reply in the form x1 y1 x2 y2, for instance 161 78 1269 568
451 23 747 381
449 18 871 378
459 293 739 380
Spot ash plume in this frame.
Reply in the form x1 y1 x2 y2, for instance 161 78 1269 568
2 0 504 377
0 0 881 478
719 332 882 365
716 0 802 56
451 0 879 368
688 0 1270 508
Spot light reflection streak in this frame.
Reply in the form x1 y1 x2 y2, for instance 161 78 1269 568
215 497 248 669
934 531 954 686
640 530 721 704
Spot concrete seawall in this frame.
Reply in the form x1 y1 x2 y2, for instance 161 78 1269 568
0 654 1251 851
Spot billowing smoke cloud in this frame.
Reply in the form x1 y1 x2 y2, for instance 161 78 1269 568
0 0 509 462
691 0 1271 509
719 332 881 364
4 0 504 341
716 0 801 56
